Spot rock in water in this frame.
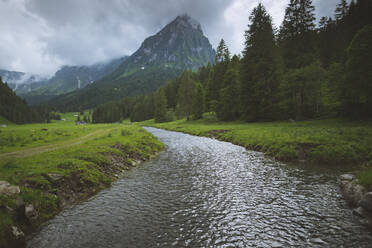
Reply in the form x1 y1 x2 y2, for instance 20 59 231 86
340 174 355 181
339 177 366 206
359 192 372 213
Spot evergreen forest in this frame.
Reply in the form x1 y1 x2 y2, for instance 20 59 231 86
92 0 372 124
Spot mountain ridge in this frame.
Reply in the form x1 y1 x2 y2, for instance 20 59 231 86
50 14 216 111
108 14 215 81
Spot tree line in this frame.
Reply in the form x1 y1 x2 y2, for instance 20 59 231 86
0 77 62 124
92 0 372 123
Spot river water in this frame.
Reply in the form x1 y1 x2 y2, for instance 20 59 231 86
28 127 372 247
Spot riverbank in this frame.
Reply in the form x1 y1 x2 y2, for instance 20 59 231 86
0 119 164 247
27 127 372 247
141 117 372 188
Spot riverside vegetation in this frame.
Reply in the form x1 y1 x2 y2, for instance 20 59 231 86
0 113 164 247
141 115 372 188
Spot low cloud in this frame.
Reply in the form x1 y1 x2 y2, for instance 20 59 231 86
0 0 342 76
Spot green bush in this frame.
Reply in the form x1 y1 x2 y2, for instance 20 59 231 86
276 145 299 161
310 144 358 163
358 167 372 187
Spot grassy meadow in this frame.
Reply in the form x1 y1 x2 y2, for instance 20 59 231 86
0 113 164 245
0 113 112 154
141 114 372 187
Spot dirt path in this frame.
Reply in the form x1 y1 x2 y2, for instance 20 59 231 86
0 128 111 159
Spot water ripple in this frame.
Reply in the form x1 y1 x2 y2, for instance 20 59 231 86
28 127 372 248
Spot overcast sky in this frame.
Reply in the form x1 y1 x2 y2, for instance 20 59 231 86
0 0 343 76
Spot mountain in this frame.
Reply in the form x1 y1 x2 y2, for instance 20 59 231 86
20 56 128 105
51 14 216 111
30 56 128 95
109 14 215 79
0 69 49 94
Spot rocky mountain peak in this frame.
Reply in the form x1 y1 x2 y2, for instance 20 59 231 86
171 14 203 33
112 14 215 76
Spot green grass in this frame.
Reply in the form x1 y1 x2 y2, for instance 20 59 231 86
0 116 13 125
0 118 164 244
141 114 372 186
0 112 98 154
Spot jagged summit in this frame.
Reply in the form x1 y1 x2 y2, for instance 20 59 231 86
110 14 215 77
168 14 203 33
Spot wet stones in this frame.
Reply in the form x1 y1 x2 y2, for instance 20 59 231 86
46 173 64 181
1 225 26 248
339 174 372 226
0 180 20 196
25 204 38 223
340 174 355 181
359 192 372 213
9 226 26 247
11 226 24 239
339 174 366 206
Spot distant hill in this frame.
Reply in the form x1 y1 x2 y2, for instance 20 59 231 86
0 77 42 124
0 56 128 105
0 69 49 95
50 14 216 111
19 56 128 105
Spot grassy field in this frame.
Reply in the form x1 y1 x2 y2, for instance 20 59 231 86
0 114 164 246
0 112 103 154
0 116 12 126
141 115 372 186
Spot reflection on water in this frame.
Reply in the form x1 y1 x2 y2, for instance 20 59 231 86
28 127 372 247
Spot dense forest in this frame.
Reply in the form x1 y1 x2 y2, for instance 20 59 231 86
92 0 372 123
0 77 58 124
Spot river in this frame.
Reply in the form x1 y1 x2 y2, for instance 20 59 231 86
28 127 372 247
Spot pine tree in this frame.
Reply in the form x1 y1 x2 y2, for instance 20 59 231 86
176 71 195 120
335 0 349 21
280 63 326 120
241 3 282 121
191 82 204 120
217 55 241 120
216 39 230 63
319 17 329 31
343 25 372 118
154 89 168 123
279 0 316 69
206 41 230 113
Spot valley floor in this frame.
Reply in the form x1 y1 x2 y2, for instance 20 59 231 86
141 116 372 188
0 114 164 247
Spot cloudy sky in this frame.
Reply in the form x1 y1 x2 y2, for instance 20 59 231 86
0 0 343 76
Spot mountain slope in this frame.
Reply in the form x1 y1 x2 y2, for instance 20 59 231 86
0 77 41 124
0 69 49 94
51 14 216 111
109 14 215 80
32 56 128 95
20 56 128 105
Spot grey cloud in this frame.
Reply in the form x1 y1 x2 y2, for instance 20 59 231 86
1 0 343 76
